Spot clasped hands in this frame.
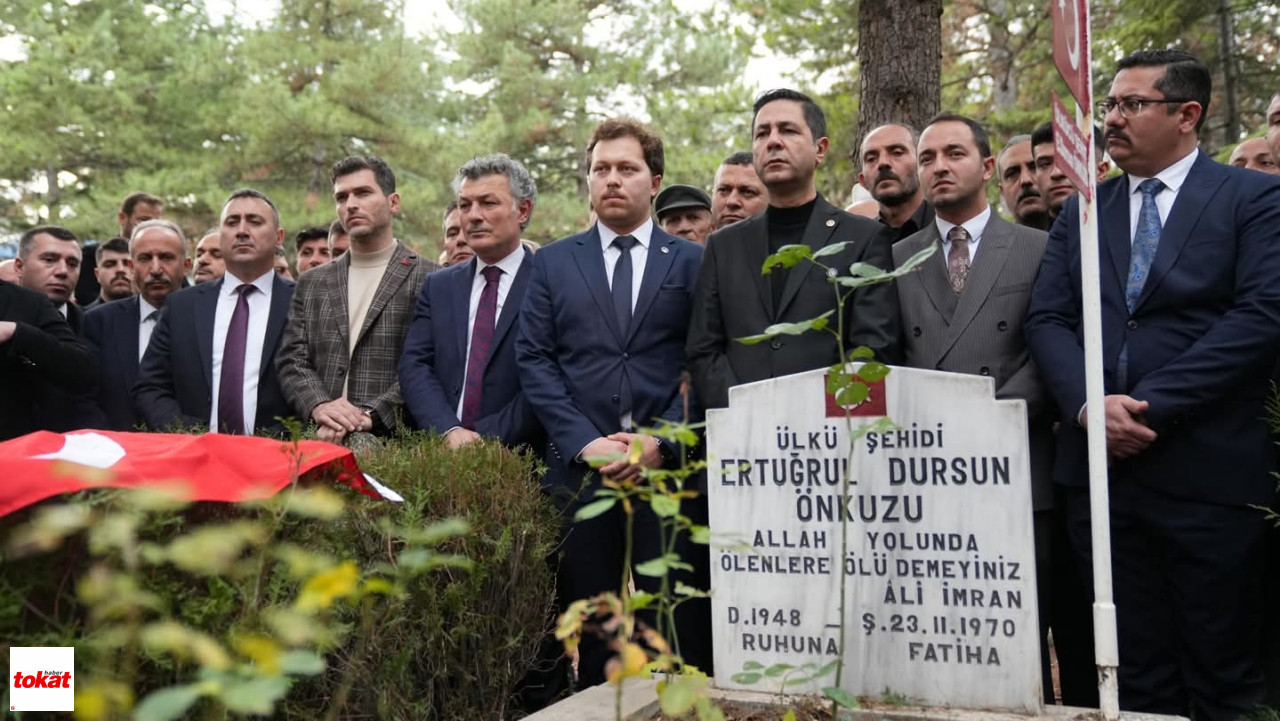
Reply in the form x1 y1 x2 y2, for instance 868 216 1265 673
584 433 663 482
1082 394 1157 460
312 398 373 444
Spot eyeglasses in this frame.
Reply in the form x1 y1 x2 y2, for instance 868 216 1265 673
1096 97 1193 119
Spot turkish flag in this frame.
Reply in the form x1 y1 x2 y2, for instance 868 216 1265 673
0 431 401 518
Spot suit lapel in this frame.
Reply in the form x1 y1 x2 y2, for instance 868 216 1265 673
912 226 959 324
491 250 532 353
628 232 676 344
1100 178 1132 301
452 258 477 359
939 215 1014 359
329 253 352 352
1135 153 1222 310
354 243 415 346
119 297 142 383
572 227 625 345
196 280 220 388
777 200 839 317
260 275 291 376
744 217 775 320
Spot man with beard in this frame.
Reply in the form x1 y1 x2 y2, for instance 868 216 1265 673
997 135 1051 230
135 189 296 435
277 156 432 444
709 151 768 230
857 123 934 240
86 237 134 309
193 230 225 284
85 220 191 430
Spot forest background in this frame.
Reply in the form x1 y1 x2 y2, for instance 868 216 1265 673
0 0 1275 255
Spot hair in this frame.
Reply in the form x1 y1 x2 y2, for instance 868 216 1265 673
95 237 130 263
857 124 922 167
923 113 993 158
275 246 287 258
294 225 330 250
1030 121 1106 156
1114 49 1211 131
586 117 665 177
443 200 459 223
753 88 828 141
723 151 755 166
451 154 539 230
120 192 163 217
328 218 345 237
199 228 220 243
18 225 78 259
996 134 1033 173
130 219 187 253
223 188 280 228
330 155 396 195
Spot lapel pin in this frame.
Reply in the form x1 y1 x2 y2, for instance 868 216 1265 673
401 257 413 266
661 246 670 254
826 219 836 227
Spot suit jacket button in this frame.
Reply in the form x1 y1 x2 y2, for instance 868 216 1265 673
997 321 1008 331
912 327 922 337
612 395 620 403
623 353 630 360
1126 320 1138 330
770 340 782 350
979 367 991 375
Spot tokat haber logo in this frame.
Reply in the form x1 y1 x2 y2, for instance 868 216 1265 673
9 646 74 712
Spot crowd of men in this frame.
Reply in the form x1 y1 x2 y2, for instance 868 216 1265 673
3 47 1280 720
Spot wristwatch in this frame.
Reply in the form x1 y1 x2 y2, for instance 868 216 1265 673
654 437 679 468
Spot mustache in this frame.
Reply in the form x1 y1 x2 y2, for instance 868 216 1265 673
1017 185 1042 202
1105 128 1130 144
874 169 902 185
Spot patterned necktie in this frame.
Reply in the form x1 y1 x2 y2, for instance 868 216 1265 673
461 265 502 429
947 226 971 295
1126 178 1165 312
611 235 638 338
218 284 256 435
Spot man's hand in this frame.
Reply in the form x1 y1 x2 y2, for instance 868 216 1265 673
581 437 631 479
312 399 372 434
599 433 662 481
0 321 15 344
445 427 482 449
317 424 347 445
1082 394 1157 459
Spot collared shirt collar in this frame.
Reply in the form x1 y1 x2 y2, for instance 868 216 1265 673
138 297 160 323
476 244 526 278
1127 147 1198 197
598 218 654 253
934 205 993 247
222 269 275 298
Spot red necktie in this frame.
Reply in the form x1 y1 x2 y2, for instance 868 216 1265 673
461 266 502 428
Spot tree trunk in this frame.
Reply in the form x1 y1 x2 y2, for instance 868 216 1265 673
855 0 943 154
1216 0 1239 145
987 0 1018 111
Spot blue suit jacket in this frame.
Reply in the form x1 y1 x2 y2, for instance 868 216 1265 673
1026 152 1280 506
84 296 144 431
398 249 542 448
133 274 296 435
516 225 703 489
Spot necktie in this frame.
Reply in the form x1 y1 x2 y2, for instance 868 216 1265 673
947 226 971 294
218 284 256 435
611 235 637 338
145 310 160 322
461 265 502 429
1126 178 1165 312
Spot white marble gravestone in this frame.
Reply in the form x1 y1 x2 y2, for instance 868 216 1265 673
706 366 1041 712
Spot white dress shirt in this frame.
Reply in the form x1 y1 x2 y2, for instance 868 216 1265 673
1125 147 1198 243
209 271 275 435
598 218 653 312
455 245 527 419
138 297 160 362
935 205 992 264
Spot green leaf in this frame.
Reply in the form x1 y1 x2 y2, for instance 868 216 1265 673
133 685 203 721
812 659 841 679
821 686 860 709
218 676 290 714
635 556 669 577
651 494 680 518
812 241 852 259
689 525 711 544
737 310 835 345
278 650 326 676
741 660 765 671
628 590 658 611
573 498 616 521
697 695 728 721
763 663 794 678
730 671 762 685
658 676 705 715
897 244 938 273
835 383 870 406
847 345 876 360
856 361 890 383
761 244 812 272
847 261 886 278
782 711 798 721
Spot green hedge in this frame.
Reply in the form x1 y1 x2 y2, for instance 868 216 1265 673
0 434 560 720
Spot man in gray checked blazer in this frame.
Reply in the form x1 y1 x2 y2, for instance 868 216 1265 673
277 156 433 443
893 113 1062 700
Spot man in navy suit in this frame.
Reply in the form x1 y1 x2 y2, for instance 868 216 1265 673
134 189 296 436
399 153 541 449
517 118 706 686
1027 50 1280 719
84 220 191 431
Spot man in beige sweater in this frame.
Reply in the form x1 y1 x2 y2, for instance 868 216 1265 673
276 156 434 444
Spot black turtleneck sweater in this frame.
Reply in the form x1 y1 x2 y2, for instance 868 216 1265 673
766 196 818 313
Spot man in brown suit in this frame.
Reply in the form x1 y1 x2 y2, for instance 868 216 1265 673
277 156 434 444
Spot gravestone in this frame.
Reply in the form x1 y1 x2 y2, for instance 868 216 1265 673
706 366 1041 712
